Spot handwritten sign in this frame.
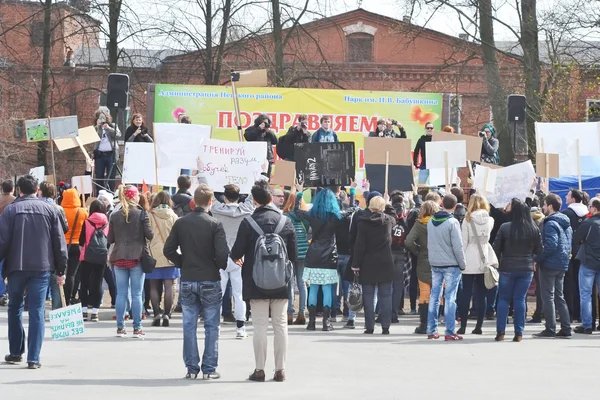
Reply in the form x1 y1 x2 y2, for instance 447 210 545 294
294 142 355 187
425 141 467 169
49 116 79 139
54 126 99 151
485 160 536 208
196 139 267 193
48 303 85 340
26 119 50 142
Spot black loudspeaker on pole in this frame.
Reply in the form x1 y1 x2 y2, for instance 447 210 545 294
106 73 130 110
507 94 526 157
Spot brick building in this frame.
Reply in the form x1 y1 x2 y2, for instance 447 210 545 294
0 3 593 181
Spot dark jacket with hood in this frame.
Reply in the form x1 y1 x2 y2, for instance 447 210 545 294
0 195 68 278
405 214 433 284
353 211 395 285
493 222 542 273
535 212 573 271
406 194 423 233
276 126 310 161
244 115 278 162
230 204 297 300
453 203 466 226
294 194 341 270
311 128 338 143
574 214 600 271
563 202 589 256
171 190 193 216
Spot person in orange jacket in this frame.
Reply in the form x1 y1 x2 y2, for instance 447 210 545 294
62 188 88 305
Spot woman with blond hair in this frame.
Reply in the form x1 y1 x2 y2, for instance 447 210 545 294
147 191 179 327
108 185 153 338
406 200 439 334
283 191 310 325
353 196 396 334
457 193 497 335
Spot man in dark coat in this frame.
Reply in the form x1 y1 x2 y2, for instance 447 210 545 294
276 114 310 161
244 114 278 178
230 179 296 383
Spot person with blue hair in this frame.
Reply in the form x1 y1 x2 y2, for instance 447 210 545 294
293 183 347 331
480 123 500 165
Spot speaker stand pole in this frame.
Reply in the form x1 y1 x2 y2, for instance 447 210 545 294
106 108 122 193
513 120 517 163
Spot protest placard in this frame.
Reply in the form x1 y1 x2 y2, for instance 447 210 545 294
29 166 45 182
154 123 212 187
26 119 50 142
271 160 296 188
536 152 560 178
122 143 157 185
71 175 93 195
366 164 414 192
48 303 85 340
49 116 79 139
363 137 412 166
54 126 99 151
433 131 482 161
535 121 600 176
473 165 497 193
429 168 459 187
425 141 467 169
485 161 536 208
195 138 267 193
294 142 356 187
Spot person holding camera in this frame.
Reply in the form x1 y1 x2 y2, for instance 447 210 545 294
244 114 278 178
276 114 311 161
93 108 121 192
479 124 500 165
369 118 407 138
125 114 153 143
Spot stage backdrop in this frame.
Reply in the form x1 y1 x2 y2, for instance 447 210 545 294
153 84 443 170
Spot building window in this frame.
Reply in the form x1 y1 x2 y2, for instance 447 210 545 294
347 33 373 63
31 22 44 47
14 120 23 139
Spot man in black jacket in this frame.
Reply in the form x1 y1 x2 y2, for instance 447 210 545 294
573 197 600 334
413 122 434 184
276 114 310 161
368 118 407 138
172 175 193 217
1 175 68 369
244 114 278 178
164 184 229 380
231 179 296 383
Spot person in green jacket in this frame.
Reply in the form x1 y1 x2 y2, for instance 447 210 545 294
405 200 439 334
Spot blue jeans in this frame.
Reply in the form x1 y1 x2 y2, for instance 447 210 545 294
288 259 307 315
0 260 6 296
364 282 393 330
115 265 144 329
496 271 533 335
49 273 62 310
579 265 600 329
7 271 50 364
337 255 351 315
418 168 429 184
427 267 461 335
181 281 222 375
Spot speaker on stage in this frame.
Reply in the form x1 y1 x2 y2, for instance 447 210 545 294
507 94 526 123
106 73 129 110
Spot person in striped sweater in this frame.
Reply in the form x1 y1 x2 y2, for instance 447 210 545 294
283 192 310 325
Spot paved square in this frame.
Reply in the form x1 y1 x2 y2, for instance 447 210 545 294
0 309 596 400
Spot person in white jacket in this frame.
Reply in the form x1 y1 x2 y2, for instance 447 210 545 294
457 194 497 335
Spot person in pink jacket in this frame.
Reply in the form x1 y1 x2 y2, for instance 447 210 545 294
78 200 109 322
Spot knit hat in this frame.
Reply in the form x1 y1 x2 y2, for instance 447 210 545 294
98 190 114 208
367 191 382 204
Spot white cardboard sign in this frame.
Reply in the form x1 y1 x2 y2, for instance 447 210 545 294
71 175 93 195
122 143 157 185
485 160 536 208
425 141 467 169
473 165 498 194
29 166 45 182
48 303 85 340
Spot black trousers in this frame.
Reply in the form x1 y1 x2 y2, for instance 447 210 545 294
564 259 581 321
64 246 81 305
79 261 106 309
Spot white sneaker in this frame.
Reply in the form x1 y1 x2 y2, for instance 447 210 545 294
236 327 248 339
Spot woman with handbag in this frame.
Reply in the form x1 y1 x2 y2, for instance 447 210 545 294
352 196 396 335
492 198 542 342
108 185 154 338
406 200 439 334
147 191 179 327
458 194 497 335
294 184 345 332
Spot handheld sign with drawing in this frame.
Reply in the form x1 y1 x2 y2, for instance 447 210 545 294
48 303 85 340
294 142 355 187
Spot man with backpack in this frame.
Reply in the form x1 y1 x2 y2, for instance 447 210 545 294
230 179 297 383
163 184 229 380
388 193 411 322
562 188 589 322
171 175 193 217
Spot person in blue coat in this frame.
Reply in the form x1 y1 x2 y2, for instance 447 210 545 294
533 193 573 339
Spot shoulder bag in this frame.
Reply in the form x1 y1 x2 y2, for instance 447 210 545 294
470 219 499 289
139 210 157 274
575 225 592 261
68 209 81 251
